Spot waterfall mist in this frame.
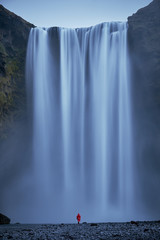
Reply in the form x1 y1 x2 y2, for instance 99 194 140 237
24 22 135 223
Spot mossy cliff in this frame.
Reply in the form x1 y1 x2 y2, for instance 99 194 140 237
0 5 34 140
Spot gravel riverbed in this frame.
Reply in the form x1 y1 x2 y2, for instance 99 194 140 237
0 221 160 240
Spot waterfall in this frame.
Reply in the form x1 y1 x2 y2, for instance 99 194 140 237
26 22 134 223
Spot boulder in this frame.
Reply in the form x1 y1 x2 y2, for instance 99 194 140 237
0 213 10 224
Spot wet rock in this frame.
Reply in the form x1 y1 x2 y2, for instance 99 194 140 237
7 236 13 239
144 228 149 232
0 213 10 224
112 234 121 237
90 223 98 226
130 220 139 226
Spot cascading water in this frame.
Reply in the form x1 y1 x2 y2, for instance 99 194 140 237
26 22 134 223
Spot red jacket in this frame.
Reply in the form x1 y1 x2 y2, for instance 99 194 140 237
76 213 81 222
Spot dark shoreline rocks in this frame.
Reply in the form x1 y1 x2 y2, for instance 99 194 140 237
0 213 10 224
0 221 160 239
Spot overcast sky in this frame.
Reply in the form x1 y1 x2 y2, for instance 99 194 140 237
0 0 152 28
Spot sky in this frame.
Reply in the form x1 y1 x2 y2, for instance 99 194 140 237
0 0 152 28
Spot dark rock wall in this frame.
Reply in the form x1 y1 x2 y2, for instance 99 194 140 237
128 0 160 109
128 0 160 215
0 5 34 140
0 6 35 215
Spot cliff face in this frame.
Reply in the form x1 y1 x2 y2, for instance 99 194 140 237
128 0 160 108
128 0 160 157
128 0 160 212
0 5 34 140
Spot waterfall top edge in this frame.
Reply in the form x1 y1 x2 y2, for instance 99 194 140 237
31 21 127 32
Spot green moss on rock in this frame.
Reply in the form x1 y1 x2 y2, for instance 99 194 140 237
0 42 7 56
0 4 34 140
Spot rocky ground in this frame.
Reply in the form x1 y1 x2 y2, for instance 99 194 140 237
0 221 160 240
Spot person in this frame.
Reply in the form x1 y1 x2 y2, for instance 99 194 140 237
76 213 81 224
